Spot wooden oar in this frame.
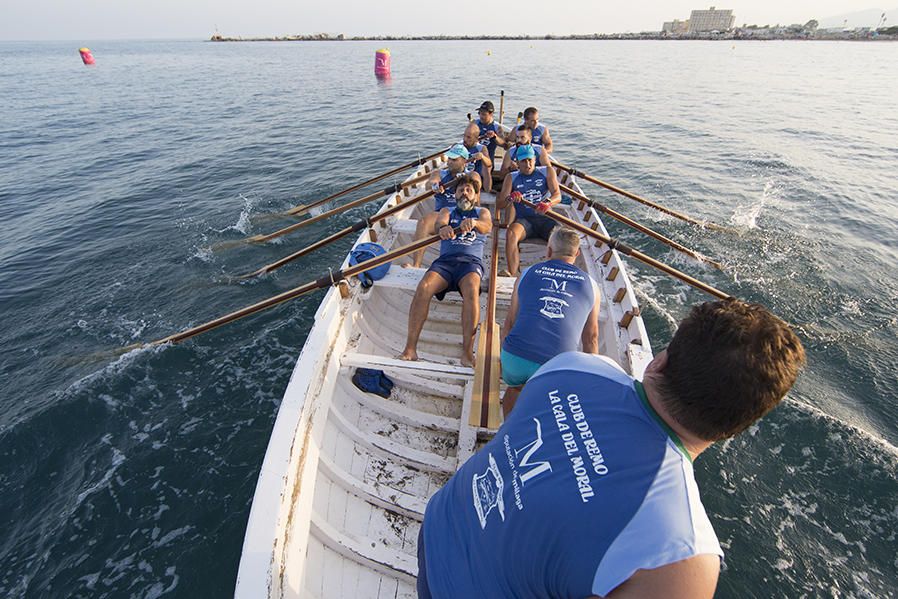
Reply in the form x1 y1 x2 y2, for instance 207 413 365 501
469 213 503 430
237 175 465 279
232 171 431 247
552 160 730 232
559 184 723 270
281 147 448 219
127 230 456 350
518 199 732 300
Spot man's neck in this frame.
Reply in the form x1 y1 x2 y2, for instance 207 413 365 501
641 377 712 461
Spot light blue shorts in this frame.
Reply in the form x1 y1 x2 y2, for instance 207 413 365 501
500 348 542 387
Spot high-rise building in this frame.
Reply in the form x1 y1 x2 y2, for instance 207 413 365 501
688 7 735 32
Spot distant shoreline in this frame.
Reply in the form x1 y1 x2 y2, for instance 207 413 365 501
209 33 897 43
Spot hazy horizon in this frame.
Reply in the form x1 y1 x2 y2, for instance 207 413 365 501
3 1 895 41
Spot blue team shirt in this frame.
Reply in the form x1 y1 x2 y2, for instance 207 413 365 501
434 169 458 212
503 260 598 364
421 353 723 598
515 122 547 146
440 206 486 260
476 118 501 159
510 166 550 218
464 141 487 177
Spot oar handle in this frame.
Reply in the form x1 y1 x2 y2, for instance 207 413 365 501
517 199 732 301
148 228 461 347
553 160 726 231
559 184 722 270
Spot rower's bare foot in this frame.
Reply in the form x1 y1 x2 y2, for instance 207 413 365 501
461 353 475 368
498 269 512 277
398 349 418 361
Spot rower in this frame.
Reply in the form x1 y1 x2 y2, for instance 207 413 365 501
473 100 508 161
399 174 492 367
417 300 805 599
500 227 601 415
496 144 562 276
507 106 553 154
497 124 550 179
408 144 482 269
463 122 494 193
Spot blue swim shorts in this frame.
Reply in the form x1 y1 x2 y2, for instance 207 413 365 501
500 348 543 386
427 255 484 301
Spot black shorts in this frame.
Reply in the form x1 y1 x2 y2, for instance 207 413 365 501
515 215 557 241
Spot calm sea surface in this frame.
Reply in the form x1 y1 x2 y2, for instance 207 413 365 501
0 39 896 598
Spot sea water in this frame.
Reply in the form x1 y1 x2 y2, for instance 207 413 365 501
0 39 896 597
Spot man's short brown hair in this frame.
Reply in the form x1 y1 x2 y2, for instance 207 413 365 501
660 300 805 441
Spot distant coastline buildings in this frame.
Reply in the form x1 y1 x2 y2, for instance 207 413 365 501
663 7 736 34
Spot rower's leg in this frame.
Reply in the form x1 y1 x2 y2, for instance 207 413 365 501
504 222 526 276
458 273 482 368
481 165 493 194
400 271 448 361
502 386 523 417
409 212 438 268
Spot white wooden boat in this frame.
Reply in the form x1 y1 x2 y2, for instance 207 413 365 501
234 145 653 598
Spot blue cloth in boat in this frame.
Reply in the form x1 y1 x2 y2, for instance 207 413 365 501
420 352 723 598
349 242 390 288
351 368 393 398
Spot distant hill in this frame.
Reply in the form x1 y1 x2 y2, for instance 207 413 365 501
818 7 897 28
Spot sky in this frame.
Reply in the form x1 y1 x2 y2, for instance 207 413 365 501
1 1 892 40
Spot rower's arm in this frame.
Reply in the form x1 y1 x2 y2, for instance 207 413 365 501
592 553 720 599
473 207 493 235
541 127 553 154
477 149 492 170
498 152 514 179
428 172 443 190
581 293 600 354
496 174 513 209
502 277 522 340
545 166 562 206
434 208 451 234
539 147 551 167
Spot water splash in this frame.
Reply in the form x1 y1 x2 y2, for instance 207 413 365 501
730 179 778 230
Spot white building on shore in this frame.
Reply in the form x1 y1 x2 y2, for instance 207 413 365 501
688 7 735 33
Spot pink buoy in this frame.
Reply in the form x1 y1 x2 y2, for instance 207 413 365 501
79 47 95 65
374 48 391 79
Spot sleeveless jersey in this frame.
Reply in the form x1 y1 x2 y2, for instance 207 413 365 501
440 206 486 260
476 118 501 159
422 352 723 598
516 122 547 146
434 169 459 212
510 166 549 218
464 141 487 177
509 143 545 163
503 259 598 364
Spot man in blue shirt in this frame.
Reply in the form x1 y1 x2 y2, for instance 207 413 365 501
497 123 552 179
501 227 601 415
506 106 554 154
400 173 493 368
462 122 493 193
496 144 562 275
418 300 805 598
474 100 508 161
408 143 482 269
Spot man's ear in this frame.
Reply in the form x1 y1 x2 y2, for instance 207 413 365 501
546 246 553 260
644 349 669 376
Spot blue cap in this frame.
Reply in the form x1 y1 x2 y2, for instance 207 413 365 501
515 144 536 161
446 143 470 160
